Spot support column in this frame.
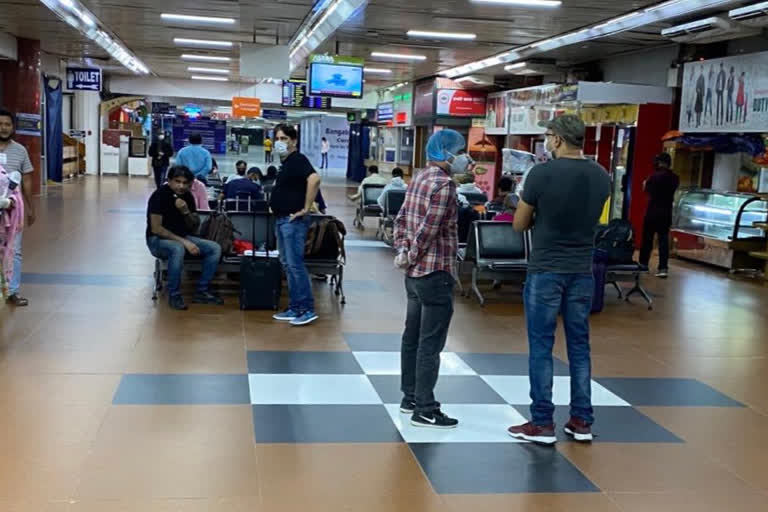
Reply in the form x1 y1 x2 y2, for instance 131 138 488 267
0 37 42 195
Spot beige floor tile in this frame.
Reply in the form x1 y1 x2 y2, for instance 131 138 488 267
443 493 623 512
256 443 444 510
608 490 768 512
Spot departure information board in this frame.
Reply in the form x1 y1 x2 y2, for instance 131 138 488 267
282 80 331 109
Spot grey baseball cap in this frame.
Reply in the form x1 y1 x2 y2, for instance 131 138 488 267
540 114 585 147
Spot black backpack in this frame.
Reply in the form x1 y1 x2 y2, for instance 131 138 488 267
595 219 635 264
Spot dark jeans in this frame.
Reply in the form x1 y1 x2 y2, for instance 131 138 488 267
153 165 168 189
639 216 671 271
525 272 594 426
147 236 222 296
265 151 272 163
321 153 328 169
401 271 455 414
716 92 724 124
275 216 314 313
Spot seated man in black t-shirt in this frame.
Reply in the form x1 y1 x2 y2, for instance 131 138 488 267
146 165 223 310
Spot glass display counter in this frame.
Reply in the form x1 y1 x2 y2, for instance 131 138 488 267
672 189 768 271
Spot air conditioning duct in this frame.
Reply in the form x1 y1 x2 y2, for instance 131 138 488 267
661 16 757 43
729 1 768 28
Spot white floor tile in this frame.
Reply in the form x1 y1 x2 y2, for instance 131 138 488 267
482 376 630 407
344 240 390 248
353 352 477 376
384 404 528 443
248 374 382 404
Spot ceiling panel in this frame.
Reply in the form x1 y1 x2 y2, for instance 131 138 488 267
0 1 754 89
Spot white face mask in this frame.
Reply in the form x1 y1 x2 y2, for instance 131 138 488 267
158 135 165 141
447 153 474 175
275 140 290 157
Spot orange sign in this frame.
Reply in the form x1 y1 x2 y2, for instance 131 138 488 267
232 97 262 118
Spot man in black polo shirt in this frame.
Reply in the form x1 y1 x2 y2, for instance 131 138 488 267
146 165 223 310
639 152 680 278
269 124 321 326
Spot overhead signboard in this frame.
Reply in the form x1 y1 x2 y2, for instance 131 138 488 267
377 102 394 122
232 97 262 118
680 50 768 133
282 80 331 109
66 67 102 92
262 109 287 121
436 89 487 117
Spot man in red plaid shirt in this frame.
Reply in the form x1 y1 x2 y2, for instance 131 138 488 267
393 129 474 429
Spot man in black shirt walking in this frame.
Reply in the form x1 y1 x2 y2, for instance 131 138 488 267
639 153 680 278
146 166 223 310
148 132 174 189
269 124 321 326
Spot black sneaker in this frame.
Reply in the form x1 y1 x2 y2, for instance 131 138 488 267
192 290 224 305
411 410 458 429
399 399 416 414
168 294 188 311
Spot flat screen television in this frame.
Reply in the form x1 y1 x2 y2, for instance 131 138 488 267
308 61 364 98
282 80 332 109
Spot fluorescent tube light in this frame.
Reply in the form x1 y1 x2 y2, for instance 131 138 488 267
407 30 477 40
190 75 229 81
187 67 230 74
505 62 526 70
161 13 236 24
364 67 393 74
470 0 562 6
174 38 233 47
371 52 427 61
181 54 232 62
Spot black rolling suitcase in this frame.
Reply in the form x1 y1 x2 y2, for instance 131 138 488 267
240 215 282 310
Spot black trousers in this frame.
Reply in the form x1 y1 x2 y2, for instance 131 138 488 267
639 215 671 271
401 271 455 414
152 165 168 189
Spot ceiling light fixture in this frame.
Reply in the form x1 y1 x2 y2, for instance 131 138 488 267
40 0 149 74
187 66 230 74
181 54 232 62
191 75 229 81
371 52 427 61
470 0 562 6
364 67 393 74
504 62 526 70
174 38 233 47
407 30 477 40
161 13 236 24
440 0 735 78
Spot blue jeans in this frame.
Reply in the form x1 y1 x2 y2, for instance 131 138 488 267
275 216 313 313
147 236 221 296
9 232 22 295
524 272 594 426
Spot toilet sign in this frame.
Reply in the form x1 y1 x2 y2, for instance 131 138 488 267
66 67 102 92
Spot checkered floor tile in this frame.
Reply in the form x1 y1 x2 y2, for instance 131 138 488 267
111 347 744 494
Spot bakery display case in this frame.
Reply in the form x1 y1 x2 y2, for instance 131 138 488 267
672 189 768 271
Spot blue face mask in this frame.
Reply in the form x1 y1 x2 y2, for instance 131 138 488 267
446 152 474 174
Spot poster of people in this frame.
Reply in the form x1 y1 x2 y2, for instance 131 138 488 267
680 51 768 133
485 92 507 135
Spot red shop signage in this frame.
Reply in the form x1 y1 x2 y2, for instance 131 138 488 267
436 89 487 116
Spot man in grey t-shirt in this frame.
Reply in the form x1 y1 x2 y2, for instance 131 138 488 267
0 108 36 306
507 115 610 446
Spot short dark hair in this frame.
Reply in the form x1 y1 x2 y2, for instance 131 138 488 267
655 152 672 169
247 166 262 177
368 165 379 174
266 166 278 179
189 133 202 145
0 108 15 125
167 165 194 182
236 160 247 167
392 167 404 178
275 123 298 140
498 176 514 193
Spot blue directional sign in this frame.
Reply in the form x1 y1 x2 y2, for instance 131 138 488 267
66 67 102 92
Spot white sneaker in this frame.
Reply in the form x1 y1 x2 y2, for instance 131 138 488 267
655 270 669 278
